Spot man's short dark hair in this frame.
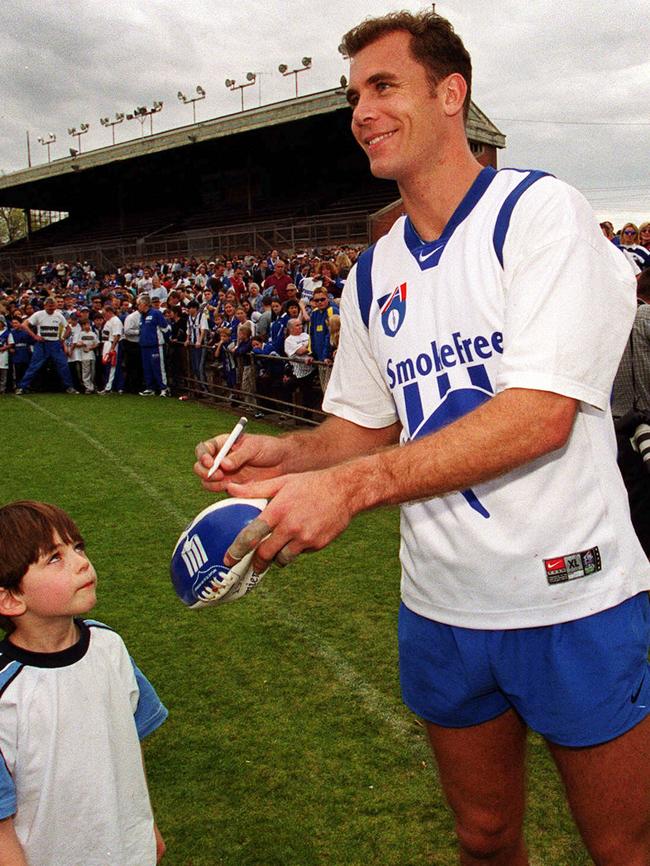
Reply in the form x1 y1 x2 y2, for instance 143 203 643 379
341 9 472 121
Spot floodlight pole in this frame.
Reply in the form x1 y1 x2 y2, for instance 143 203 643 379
225 74 256 112
278 58 312 97
100 113 125 145
178 86 206 124
37 133 56 163
126 102 163 138
68 124 89 153
252 71 271 106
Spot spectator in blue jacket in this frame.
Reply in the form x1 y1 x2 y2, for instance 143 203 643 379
137 295 171 397
308 288 339 393
9 317 33 391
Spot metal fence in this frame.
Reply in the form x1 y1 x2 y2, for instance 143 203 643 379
169 345 329 428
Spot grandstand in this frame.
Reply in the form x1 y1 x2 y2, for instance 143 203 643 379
0 87 504 272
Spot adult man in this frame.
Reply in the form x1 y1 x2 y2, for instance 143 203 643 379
195 11 650 865
185 300 209 390
136 267 154 295
137 295 171 397
97 305 124 394
206 262 229 293
122 304 143 393
15 297 78 394
262 260 292 303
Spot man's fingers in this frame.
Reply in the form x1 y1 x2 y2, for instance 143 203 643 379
275 544 299 568
195 437 220 462
225 517 272 565
227 477 284 500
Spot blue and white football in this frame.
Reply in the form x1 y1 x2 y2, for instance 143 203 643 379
170 498 269 608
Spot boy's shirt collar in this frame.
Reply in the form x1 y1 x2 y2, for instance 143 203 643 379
0 619 90 668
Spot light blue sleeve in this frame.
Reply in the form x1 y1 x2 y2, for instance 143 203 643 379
130 659 168 740
0 753 17 819
0 661 20 819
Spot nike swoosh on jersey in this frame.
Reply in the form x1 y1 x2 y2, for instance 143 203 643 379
631 674 646 704
418 244 445 262
545 558 565 570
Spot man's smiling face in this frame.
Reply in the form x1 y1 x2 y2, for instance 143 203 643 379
347 30 445 185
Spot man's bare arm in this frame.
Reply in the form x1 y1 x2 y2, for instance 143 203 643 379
20 322 40 342
194 415 402 491
220 388 576 570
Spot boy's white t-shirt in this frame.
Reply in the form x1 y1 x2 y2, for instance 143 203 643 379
0 621 167 866
68 323 83 362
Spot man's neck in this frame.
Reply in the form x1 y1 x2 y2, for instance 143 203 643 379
399 151 484 242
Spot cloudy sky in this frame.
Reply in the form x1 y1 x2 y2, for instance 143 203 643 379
1 0 648 227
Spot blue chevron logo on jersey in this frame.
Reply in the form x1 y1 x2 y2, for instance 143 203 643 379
404 363 494 518
378 282 407 337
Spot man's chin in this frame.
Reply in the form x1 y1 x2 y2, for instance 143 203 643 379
367 158 397 181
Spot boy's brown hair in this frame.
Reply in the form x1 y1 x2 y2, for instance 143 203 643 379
0 501 83 634
340 9 472 122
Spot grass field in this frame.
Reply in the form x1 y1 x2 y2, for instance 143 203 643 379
3 393 592 865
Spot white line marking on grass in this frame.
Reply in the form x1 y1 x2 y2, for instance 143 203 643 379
21 398 427 756
280 604 428 757
21 398 189 526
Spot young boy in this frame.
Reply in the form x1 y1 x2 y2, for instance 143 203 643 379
78 318 100 393
233 321 255 408
0 501 167 865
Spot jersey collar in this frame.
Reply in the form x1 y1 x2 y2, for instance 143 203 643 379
0 619 91 668
404 166 497 271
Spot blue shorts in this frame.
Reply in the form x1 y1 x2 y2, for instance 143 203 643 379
398 593 650 747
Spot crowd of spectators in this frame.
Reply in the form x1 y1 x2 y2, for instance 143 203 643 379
600 219 650 273
0 248 357 415
1 221 648 416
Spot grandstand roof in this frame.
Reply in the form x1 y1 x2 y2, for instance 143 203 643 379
0 87 505 212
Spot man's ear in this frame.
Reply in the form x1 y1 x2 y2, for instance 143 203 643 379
0 588 26 618
440 72 468 119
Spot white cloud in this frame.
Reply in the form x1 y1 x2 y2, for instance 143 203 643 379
0 0 647 219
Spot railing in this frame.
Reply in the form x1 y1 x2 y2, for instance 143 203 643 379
168 344 330 428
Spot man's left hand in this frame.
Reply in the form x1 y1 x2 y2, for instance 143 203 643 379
224 468 354 572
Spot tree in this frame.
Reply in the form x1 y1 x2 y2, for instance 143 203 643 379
0 207 27 246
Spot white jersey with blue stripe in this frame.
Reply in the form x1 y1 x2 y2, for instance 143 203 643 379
324 166 650 629
0 620 167 865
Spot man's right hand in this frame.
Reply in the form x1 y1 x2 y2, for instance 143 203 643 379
194 432 290 493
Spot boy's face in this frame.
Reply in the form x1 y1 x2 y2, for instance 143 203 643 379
16 532 97 622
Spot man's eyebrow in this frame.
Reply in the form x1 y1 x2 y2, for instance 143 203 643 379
367 71 400 85
345 71 400 104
